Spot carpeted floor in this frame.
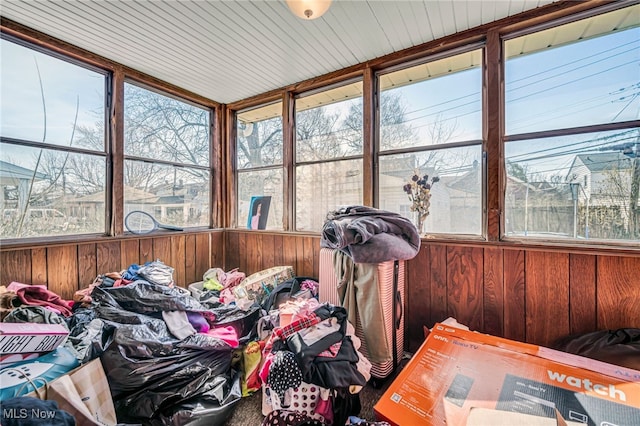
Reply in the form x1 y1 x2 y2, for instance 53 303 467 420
223 379 392 425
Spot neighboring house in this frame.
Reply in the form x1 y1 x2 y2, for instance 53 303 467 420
0 160 46 212
72 186 159 220
151 182 209 222
566 152 635 206
566 152 639 237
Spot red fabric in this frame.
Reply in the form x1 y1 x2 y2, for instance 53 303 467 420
264 313 322 354
274 313 321 341
112 278 133 287
7 282 73 317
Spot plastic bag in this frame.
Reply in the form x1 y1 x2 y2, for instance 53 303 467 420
66 318 113 363
100 320 234 422
210 304 262 344
92 281 207 315
151 372 242 426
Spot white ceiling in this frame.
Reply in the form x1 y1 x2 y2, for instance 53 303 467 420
1 0 557 105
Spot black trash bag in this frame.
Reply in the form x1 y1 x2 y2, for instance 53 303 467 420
101 321 233 422
112 358 234 423
66 306 97 336
92 281 207 315
96 303 171 334
209 304 262 344
67 318 114 363
150 371 243 426
553 328 640 370
102 322 184 367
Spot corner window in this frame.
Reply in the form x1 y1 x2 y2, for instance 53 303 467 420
377 49 484 235
123 82 211 229
0 37 107 239
236 102 283 230
295 81 363 231
504 5 640 242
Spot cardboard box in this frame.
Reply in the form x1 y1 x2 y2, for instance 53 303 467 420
0 322 69 354
0 352 40 366
234 265 294 305
374 323 640 426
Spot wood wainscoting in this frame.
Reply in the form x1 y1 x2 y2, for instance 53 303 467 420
224 230 321 279
405 244 640 352
0 231 223 300
1 229 638 353
225 231 640 351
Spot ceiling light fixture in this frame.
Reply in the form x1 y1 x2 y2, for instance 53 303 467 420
286 0 332 20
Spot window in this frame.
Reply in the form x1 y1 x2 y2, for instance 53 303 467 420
0 36 107 239
377 49 484 235
123 82 211 229
236 102 284 230
504 4 640 242
295 81 363 231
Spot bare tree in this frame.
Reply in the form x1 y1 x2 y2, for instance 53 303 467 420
296 107 343 161
596 165 635 239
124 85 209 167
342 92 416 151
238 117 283 168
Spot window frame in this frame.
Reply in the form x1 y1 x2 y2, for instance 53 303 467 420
374 44 487 239
0 34 111 242
122 78 215 231
293 77 365 232
500 2 640 246
0 29 220 246
234 99 285 230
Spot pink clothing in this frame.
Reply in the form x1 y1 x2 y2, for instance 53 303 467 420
205 325 239 348
7 282 73 317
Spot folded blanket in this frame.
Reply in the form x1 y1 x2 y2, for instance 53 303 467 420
321 205 420 263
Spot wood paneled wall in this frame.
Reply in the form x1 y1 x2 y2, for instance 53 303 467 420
224 231 640 352
0 231 223 299
2 230 638 355
224 231 320 279
405 245 640 351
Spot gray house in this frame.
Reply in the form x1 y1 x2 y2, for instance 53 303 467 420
0 160 46 212
567 152 639 237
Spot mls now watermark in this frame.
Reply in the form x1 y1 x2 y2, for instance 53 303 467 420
3 408 58 420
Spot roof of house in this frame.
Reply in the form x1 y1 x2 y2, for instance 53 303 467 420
0 160 47 184
575 152 634 173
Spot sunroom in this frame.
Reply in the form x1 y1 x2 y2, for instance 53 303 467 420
0 1 639 425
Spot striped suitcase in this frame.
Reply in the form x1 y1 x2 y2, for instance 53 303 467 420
318 247 405 380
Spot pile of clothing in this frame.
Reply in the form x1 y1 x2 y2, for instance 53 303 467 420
0 259 393 425
258 294 373 426
0 260 250 425
320 205 420 264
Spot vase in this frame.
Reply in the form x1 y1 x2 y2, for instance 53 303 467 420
415 213 426 235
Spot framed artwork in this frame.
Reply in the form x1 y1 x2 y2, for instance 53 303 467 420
247 196 271 230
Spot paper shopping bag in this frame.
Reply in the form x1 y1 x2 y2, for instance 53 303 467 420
47 358 117 426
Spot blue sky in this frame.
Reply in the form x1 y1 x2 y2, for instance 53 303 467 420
1 38 105 167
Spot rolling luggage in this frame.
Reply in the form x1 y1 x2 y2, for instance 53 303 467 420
318 248 405 380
